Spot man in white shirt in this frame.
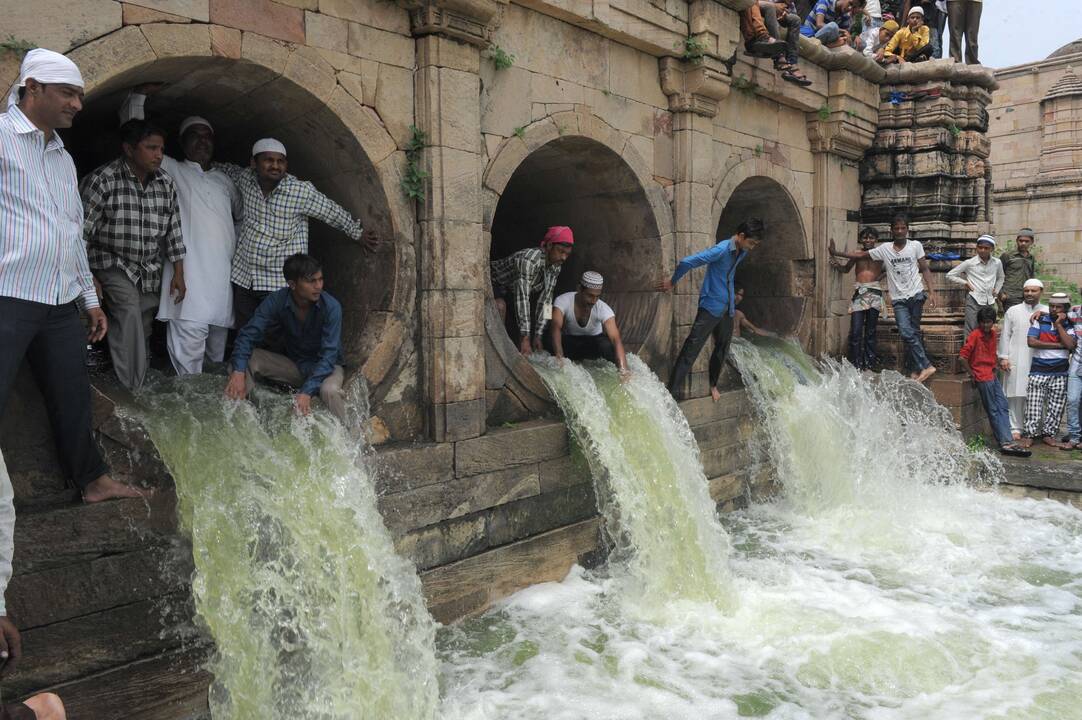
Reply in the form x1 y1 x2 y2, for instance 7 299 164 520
545 271 629 376
997 279 1046 439
829 212 938 383
946 234 1004 334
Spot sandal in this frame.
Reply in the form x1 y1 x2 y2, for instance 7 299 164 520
747 36 787 58
1000 444 1032 458
781 66 813 87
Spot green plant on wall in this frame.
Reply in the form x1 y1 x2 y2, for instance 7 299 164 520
513 126 526 139
0 35 36 58
817 103 831 121
401 125 428 202
947 123 962 138
732 75 758 97
680 36 706 64
485 45 515 70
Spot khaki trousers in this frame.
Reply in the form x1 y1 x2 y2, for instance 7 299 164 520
244 348 346 422
947 0 981 64
96 267 158 391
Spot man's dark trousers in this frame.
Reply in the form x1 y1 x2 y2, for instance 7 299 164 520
668 308 734 395
545 333 617 364
0 298 109 490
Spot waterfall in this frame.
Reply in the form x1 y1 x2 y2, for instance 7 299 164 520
137 375 438 720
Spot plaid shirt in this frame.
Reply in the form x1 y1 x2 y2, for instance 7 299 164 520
217 164 362 292
490 247 563 337
80 157 184 293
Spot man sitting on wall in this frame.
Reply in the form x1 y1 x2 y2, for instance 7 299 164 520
490 226 574 356
879 5 933 63
225 254 347 423
545 271 630 378
801 0 863 48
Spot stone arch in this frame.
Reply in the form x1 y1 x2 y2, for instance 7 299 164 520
58 25 413 399
481 113 674 421
712 159 813 346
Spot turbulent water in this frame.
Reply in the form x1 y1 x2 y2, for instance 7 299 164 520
138 375 438 720
438 342 1082 720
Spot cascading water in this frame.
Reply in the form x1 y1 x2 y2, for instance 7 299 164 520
440 342 1082 719
137 375 438 720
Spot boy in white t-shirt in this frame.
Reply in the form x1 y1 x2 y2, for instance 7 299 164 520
545 271 629 376
829 212 938 383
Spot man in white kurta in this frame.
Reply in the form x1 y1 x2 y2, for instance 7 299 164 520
121 95 242 374
998 278 1046 437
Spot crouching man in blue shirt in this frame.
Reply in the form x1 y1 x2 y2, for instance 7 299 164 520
657 218 764 401
224 253 347 422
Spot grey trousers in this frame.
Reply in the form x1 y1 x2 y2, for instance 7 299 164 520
947 0 981 64
964 294 995 335
244 348 347 423
96 267 158 391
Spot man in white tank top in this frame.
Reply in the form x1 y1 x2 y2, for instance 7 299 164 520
545 271 629 377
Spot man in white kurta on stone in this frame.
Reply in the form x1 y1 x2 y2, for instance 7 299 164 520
121 93 242 374
998 278 1046 439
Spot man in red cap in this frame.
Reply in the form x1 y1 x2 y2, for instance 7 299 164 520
490 227 573 355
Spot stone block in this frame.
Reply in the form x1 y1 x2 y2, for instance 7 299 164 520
708 473 745 504
141 22 211 58
2 0 122 53
380 464 541 533
538 452 592 494
69 25 156 94
375 62 415 148
420 219 485 290
427 335 486 404
278 0 317 7
482 135 528 192
680 390 748 427
319 0 411 35
125 0 209 21
304 10 348 52
283 44 337 102
416 34 480 73
422 147 482 223
326 85 397 163
240 30 292 75
422 289 484 339
485 484 598 548
431 397 487 443
122 3 191 24
480 65 532 137
347 21 415 69
394 514 489 570
692 416 741 451
455 419 569 476
209 0 304 43
208 24 241 57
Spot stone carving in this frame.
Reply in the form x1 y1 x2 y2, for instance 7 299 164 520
398 0 507 45
658 56 732 117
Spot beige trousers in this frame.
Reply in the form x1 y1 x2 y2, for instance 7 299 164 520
96 267 157 391
244 348 346 422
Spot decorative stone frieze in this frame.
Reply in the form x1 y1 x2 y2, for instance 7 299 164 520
658 56 732 117
398 0 507 46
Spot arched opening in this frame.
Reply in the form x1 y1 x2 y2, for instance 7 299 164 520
716 176 812 344
64 55 397 385
485 135 667 422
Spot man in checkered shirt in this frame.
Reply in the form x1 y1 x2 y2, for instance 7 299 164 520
81 119 186 391
216 138 379 332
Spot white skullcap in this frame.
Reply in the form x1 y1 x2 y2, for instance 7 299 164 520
251 138 287 157
908 5 924 15
1023 278 1044 289
179 116 213 138
581 271 604 289
6 48 84 110
976 234 996 247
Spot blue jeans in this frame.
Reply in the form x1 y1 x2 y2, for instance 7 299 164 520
847 308 880 370
892 292 931 373
815 21 840 44
976 379 1013 446
1067 373 1082 442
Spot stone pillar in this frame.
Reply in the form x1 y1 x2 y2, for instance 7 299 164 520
403 0 505 442
660 56 731 397
805 74 877 357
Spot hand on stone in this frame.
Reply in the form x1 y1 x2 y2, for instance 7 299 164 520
294 393 312 416
358 229 379 253
224 371 248 400
655 278 674 293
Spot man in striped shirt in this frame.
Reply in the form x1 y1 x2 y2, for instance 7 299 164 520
0 49 143 503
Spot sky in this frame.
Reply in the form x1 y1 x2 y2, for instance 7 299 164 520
945 0 1080 69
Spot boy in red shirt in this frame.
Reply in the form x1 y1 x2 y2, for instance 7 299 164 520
960 306 1031 456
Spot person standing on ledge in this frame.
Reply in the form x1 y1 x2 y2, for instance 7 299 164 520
1022 292 1076 449
998 228 1036 312
830 226 885 370
0 48 143 503
217 138 379 332
546 271 630 377
959 307 1030 457
490 226 574 356
946 234 1003 335
657 218 764 402
998 279 1046 439
830 212 938 383
225 254 347 423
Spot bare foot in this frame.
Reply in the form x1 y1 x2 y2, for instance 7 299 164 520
1018 437 1033 449
1041 436 1063 449
710 386 722 402
1012 431 1021 441
82 474 149 504
915 366 937 383
909 372 920 381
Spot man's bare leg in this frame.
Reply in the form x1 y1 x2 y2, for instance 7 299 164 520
711 386 722 402
23 693 65 720
82 474 147 504
915 365 936 383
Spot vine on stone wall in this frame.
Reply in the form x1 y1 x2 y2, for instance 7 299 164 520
1 35 36 58
485 45 515 70
679 36 706 65
401 125 428 202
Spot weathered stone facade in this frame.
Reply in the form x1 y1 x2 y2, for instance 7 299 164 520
0 0 996 715
989 42 1082 289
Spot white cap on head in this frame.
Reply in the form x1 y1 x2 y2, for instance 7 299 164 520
179 116 213 138
580 271 604 289
7 48 84 110
1049 292 1071 305
908 5 924 15
976 234 996 247
1023 278 1044 289
251 138 287 157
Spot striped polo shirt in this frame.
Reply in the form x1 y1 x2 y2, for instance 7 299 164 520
1027 313 1074 376
0 104 98 309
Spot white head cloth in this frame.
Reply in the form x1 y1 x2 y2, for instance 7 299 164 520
976 234 996 247
6 48 84 110
908 5 924 15
581 271 604 289
251 138 287 157
1023 278 1044 290
179 116 213 138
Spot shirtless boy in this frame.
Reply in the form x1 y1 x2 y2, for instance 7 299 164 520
830 227 884 370
732 285 771 339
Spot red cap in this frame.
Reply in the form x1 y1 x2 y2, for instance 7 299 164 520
542 226 574 246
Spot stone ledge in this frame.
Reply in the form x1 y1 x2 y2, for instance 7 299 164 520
881 58 999 91
454 418 569 476
375 441 455 494
1000 457 1082 493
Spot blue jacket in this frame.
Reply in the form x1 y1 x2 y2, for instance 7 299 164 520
231 288 344 397
671 237 747 317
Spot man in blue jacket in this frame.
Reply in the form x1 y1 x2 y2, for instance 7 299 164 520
657 218 764 400
225 253 347 422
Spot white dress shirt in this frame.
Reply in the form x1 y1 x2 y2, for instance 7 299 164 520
946 255 1004 306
